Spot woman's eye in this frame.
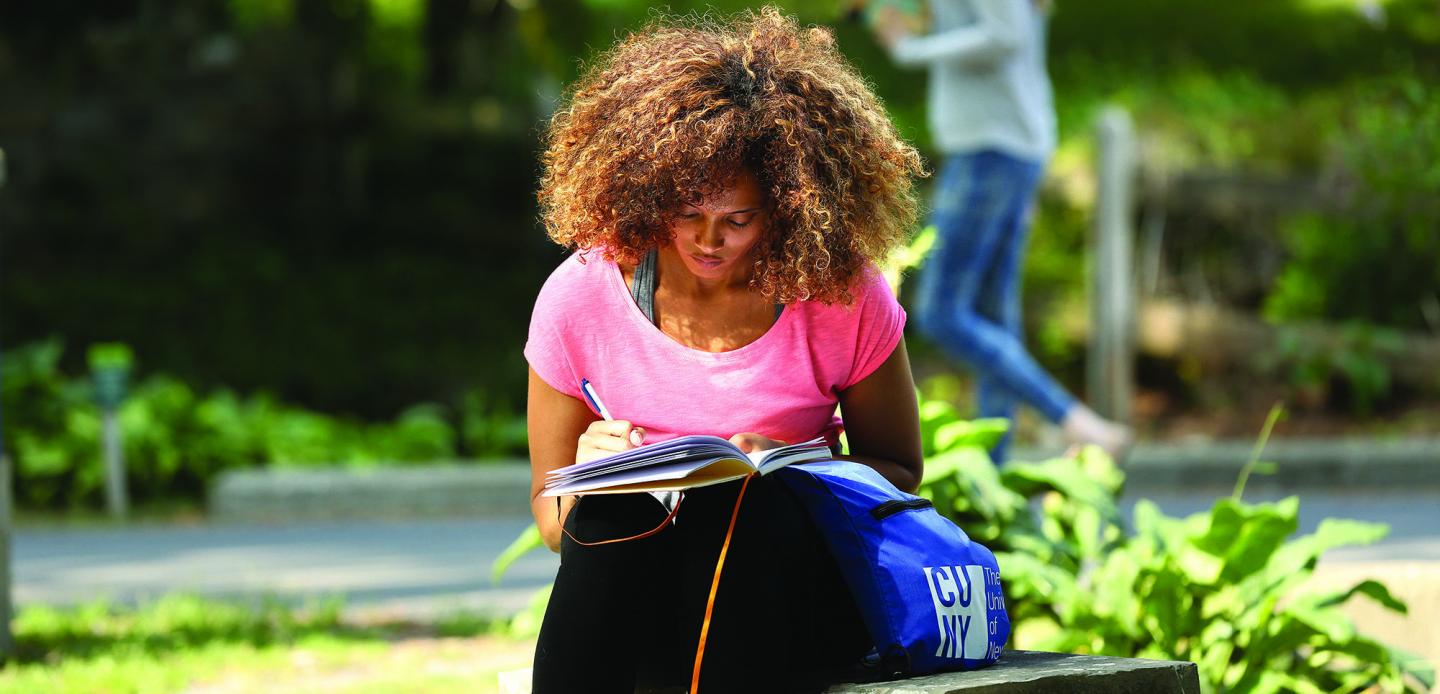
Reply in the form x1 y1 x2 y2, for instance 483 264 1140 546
729 219 753 228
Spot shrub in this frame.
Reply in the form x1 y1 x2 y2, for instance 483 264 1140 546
0 339 528 510
917 403 1434 693
1265 77 1440 332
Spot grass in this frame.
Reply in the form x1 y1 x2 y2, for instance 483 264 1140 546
0 594 535 694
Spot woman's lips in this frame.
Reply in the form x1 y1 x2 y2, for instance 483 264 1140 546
691 254 724 269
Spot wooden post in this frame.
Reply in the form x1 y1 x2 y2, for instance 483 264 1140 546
1090 107 1136 422
90 345 132 519
102 411 128 518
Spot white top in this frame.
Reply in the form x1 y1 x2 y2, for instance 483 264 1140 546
890 0 1056 162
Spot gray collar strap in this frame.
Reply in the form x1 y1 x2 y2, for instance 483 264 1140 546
631 248 782 326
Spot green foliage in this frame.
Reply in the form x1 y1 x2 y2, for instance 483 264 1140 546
86 343 135 372
461 390 531 460
6 0 1439 420
1052 63 1302 172
432 609 506 638
0 339 528 510
2 0 553 418
1 593 509 692
1 340 104 507
1231 404 1283 500
13 594 344 665
1264 77 1440 331
1026 499 1434 693
1050 0 1439 89
506 585 553 640
488 517 551 640
916 402 1127 629
916 398 1434 693
1261 323 1405 416
490 523 545 586
488 524 551 640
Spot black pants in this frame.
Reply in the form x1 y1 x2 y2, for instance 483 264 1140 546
532 475 871 693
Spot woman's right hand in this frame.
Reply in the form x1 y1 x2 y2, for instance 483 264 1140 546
576 419 647 465
872 5 915 50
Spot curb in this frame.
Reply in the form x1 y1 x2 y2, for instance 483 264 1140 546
1016 437 1440 491
210 461 532 521
208 437 1440 521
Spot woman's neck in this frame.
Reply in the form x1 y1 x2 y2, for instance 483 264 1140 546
654 245 754 301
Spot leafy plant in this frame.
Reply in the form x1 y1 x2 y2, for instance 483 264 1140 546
0 339 106 506
489 520 552 639
916 400 1434 692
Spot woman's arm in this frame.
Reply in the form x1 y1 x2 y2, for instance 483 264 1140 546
835 339 924 493
526 366 651 552
527 367 592 552
885 0 1027 70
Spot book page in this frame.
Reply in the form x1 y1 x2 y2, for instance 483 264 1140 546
749 437 832 474
542 435 829 496
543 456 752 496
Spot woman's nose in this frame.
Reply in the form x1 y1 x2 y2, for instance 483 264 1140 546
695 224 724 254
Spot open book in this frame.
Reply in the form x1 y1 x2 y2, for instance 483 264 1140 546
542 435 832 496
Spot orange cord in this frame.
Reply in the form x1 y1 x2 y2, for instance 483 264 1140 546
553 476 755 693
560 494 685 547
690 473 755 694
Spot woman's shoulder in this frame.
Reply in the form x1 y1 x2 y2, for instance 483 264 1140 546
534 248 618 297
543 248 614 282
852 263 898 303
530 249 625 325
786 263 905 390
797 263 898 318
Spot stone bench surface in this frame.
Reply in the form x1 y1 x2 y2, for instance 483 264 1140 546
826 650 1200 694
498 652 1200 694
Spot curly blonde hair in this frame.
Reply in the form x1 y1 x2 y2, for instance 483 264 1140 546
536 7 926 304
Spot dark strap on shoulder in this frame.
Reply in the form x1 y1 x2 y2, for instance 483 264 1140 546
631 248 783 325
632 248 659 324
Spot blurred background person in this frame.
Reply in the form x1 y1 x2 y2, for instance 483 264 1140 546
872 0 1131 462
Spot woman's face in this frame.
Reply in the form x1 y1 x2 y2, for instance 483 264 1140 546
668 170 768 282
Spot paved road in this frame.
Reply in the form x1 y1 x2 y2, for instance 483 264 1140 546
13 517 560 619
13 490 1439 619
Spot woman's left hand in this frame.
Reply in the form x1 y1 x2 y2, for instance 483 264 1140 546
728 432 788 453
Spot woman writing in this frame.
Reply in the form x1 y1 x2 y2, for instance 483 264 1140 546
525 9 926 692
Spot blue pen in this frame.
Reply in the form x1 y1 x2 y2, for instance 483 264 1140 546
579 378 614 421
583 378 668 513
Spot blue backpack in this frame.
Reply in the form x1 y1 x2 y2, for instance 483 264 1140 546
777 460 1009 678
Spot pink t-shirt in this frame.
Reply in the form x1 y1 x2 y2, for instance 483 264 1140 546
524 252 906 447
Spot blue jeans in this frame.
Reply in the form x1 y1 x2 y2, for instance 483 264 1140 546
913 150 1076 462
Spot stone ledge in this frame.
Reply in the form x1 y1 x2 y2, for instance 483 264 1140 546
1016 437 1440 491
210 462 531 521
826 651 1201 694
208 436 1440 521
